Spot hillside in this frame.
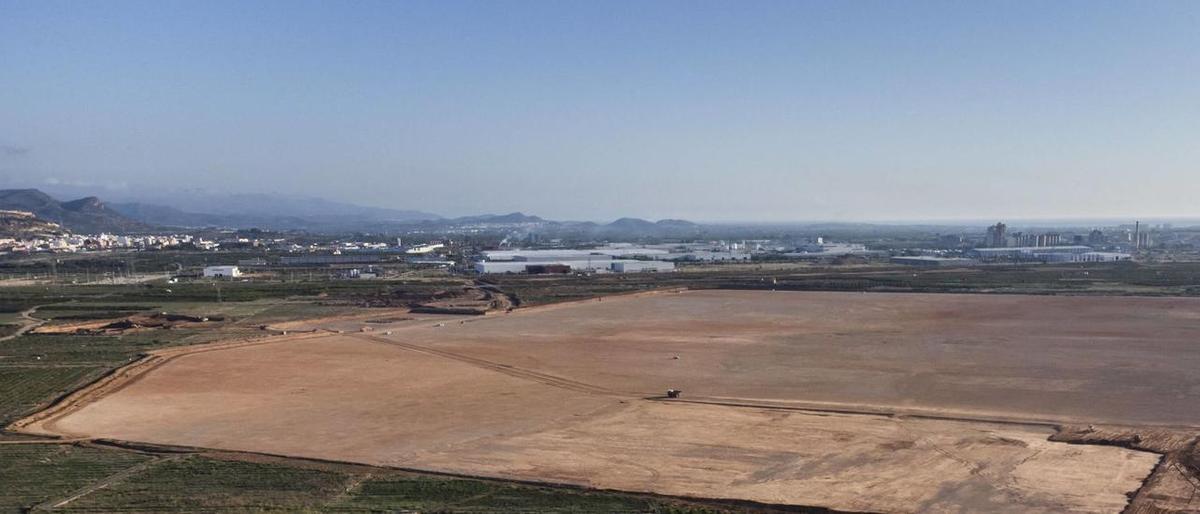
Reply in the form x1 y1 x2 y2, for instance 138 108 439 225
0 189 151 234
595 217 701 237
0 210 65 238
449 212 544 224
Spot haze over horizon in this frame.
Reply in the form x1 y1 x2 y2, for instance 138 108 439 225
2 1 1198 222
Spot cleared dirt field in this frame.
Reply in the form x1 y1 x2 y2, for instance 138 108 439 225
18 290 1199 512
394 290 1200 426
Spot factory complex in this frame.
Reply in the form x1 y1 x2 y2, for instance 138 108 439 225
472 243 758 274
970 245 1132 263
474 247 676 274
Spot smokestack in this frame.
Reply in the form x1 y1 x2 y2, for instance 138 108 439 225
1134 221 1140 250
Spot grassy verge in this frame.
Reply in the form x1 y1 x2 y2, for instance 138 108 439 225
51 455 717 513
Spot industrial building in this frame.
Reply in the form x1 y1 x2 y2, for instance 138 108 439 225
610 260 675 272
202 265 241 278
986 222 1007 247
475 257 612 274
473 247 678 274
474 261 536 274
279 254 384 266
783 242 880 260
480 248 669 261
1041 252 1132 263
475 258 674 274
663 251 751 262
406 243 445 254
972 246 1099 262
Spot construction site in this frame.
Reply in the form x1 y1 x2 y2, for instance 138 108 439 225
11 289 1200 513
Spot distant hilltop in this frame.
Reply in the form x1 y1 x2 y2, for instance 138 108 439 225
0 209 66 238
0 189 148 234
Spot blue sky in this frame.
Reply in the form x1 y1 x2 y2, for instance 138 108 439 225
2 1 1198 221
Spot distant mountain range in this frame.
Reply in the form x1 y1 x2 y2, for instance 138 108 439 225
0 188 702 236
106 191 442 232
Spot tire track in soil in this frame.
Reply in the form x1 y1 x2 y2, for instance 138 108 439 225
351 333 648 397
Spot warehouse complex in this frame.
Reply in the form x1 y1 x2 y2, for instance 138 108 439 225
889 256 978 267
970 246 1131 263
473 246 689 274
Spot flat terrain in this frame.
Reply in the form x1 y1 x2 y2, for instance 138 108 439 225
19 290 1200 512
398 290 1200 426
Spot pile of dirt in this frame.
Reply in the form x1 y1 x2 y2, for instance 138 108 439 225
408 286 514 315
1054 424 1200 513
1052 424 1195 454
33 312 224 335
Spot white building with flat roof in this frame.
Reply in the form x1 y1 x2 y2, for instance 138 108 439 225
1041 252 1132 263
203 265 241 278
971 246 1094 261
475 258 676 274
481 247 670 261
611 260 675 273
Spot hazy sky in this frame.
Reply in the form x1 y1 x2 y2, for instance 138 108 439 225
2 1 1198 221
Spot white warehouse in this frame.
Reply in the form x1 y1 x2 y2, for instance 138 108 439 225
203 265 241 278
474 258 674 274
611 260 675 273
1041 252 1132 263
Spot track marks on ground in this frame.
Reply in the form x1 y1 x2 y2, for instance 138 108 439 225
351 333 645 397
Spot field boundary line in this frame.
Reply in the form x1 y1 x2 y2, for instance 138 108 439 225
0 436 89 445
656 396 1200 431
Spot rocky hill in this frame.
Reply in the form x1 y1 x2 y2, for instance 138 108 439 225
0 210 65 238
0 189 151 234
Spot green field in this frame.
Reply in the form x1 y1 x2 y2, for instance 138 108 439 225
0 444 153 512
0 446 724 513
0 366 109 427
49 455 708 513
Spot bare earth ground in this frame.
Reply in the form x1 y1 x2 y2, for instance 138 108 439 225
17 290 1200 513
393 290 1200 426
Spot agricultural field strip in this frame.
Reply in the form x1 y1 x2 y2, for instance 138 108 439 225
8 332 331 437
31 454 187 510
